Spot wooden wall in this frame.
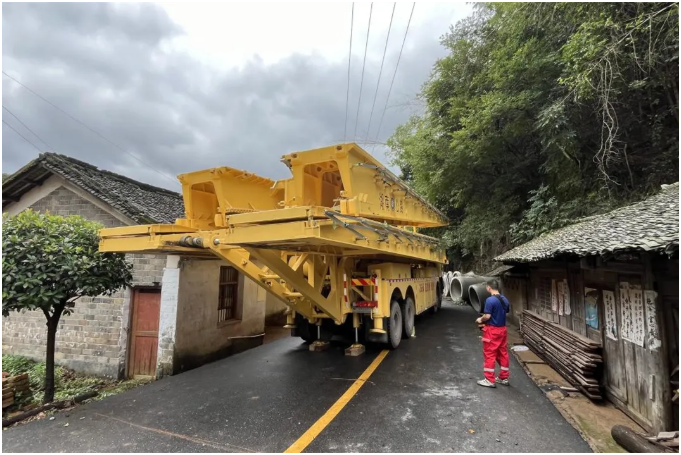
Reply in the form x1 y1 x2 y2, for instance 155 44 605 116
517 254 675 433
500 275 527 327
652 256 679 430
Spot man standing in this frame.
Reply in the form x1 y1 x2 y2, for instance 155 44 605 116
475 279 510 388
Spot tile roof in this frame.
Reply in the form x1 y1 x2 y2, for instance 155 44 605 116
2 152 184 224
484 264 516 276
495 183 679 263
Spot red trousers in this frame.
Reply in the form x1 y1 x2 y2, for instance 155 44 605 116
482 325 509 383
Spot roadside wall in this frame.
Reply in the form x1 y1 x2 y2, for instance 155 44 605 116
173 259 267 373
1 182 165 378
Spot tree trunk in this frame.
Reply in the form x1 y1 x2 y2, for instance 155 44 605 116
611 425 674 453
43 315 61 404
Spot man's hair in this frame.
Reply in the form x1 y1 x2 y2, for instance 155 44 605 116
486 279 500 291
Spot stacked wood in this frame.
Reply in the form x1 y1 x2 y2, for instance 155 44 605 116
521 310 603 400
2 373 30 409
2 384 13 409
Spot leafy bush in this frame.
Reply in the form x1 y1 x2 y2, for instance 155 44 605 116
2 355 138 408
3 355 67 390
389 2 679 269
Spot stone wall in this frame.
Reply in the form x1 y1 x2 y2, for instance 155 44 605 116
1 185 166 378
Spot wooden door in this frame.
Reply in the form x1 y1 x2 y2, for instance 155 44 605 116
569 270 587 337
602 285 627 402
128 288 161 379
617 274 653 429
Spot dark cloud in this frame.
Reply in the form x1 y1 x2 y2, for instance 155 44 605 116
2 2 460 190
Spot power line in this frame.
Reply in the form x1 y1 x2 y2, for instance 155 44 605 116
3 106 52 151
3 119 43 152
372 2 415 152
364 2 396 143
352 2 373 140
2 71 180 187
343 3 355 142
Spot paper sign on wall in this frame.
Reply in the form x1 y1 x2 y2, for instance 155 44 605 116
557 281 564 316
603 290 617 341
644 290 661 351
619 282 633 342
563 279 571 315
629 284 645 347
551 279 558 312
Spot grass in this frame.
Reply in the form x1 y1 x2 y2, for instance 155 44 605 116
2 355 150 414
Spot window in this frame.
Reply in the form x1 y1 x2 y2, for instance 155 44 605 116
537 276 552 312
218 266 240 322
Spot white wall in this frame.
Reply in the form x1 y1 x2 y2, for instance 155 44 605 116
173 259 267 372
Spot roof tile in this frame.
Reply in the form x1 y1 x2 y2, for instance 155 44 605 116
4 152 184 224
496 183 679 263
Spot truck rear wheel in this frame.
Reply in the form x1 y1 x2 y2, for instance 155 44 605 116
430 282 443 314
294 314 318 343
401 296 415 339
386 300 403 349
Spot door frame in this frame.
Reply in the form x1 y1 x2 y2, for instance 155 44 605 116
126 285 162 379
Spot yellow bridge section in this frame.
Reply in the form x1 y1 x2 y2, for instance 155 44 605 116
99 143 448 325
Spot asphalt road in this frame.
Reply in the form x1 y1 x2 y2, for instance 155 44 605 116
3 301 591 453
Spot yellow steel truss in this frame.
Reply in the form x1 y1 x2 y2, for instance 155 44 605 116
99 143 448 325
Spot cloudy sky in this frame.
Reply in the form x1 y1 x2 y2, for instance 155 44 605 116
2 2 472 191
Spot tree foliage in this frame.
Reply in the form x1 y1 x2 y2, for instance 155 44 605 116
2 210 132 402
389 2 679 271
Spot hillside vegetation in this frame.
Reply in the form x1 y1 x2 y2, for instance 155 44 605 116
389 3 679 272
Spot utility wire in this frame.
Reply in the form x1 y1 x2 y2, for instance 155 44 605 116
3 105 52 151
3 119 43 152
352 2 373 140
364 2 396 143
372 2 415 152
343 3 355 142
2 71 180 187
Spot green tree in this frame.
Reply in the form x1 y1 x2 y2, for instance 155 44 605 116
389 2 678 271
2 210 132 403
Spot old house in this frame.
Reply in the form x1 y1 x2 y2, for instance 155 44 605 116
494 182 678 434
2 152 287 379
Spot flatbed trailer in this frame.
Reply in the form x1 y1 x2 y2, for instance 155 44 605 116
99 143 448 353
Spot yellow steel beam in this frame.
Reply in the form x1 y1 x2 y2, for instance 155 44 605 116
100 224 197 238
207 245 318 320
245 248 344 322
98 233 204 254
280 143 448 228
226 206 329 226
208 219 445 264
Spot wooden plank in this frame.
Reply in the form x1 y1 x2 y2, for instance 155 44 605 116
521 309 604 400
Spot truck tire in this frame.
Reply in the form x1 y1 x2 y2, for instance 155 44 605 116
295 314 318 343
386 299 403 349
430 282 443 314
401 296 415 339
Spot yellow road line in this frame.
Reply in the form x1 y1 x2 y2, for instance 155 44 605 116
284 349 390 453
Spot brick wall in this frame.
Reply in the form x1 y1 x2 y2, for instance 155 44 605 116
1 185 166 378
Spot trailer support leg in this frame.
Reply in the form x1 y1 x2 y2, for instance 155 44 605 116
309 322 330 352
283 310 296 329
370 316 387 334
345 313 366 356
